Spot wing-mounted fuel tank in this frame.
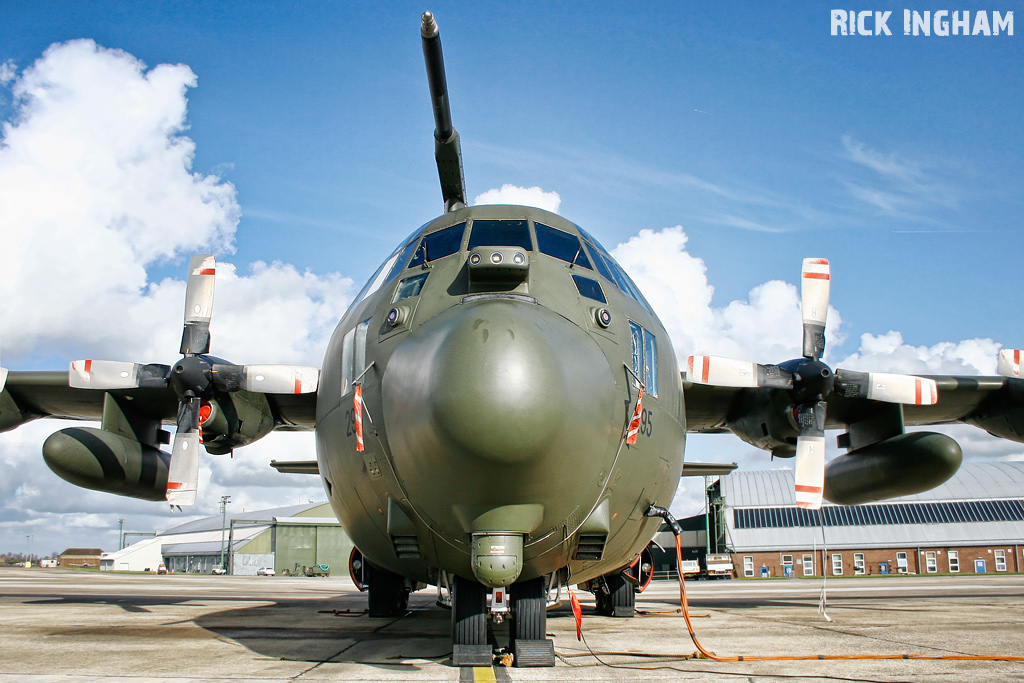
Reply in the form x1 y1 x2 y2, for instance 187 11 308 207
421 12 467 212
43 392 171 501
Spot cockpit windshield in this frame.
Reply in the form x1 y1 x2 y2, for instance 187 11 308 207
347 215 652 315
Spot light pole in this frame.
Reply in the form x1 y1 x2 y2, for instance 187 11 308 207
118 517 126 550
219 495 231 572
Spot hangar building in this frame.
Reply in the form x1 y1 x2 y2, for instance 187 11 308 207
101 502 353 575
707 461 1024 578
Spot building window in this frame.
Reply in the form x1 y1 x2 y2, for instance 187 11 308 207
802 554 814 576
854 553 866 575
948 550 959 573
743 556 754 578
831 553 843 575
896 552 908 573
925 551 937 573
781 554 793 567
996 549 1007 572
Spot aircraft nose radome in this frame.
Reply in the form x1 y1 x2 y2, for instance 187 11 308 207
427 302 565 465
382 298 617 473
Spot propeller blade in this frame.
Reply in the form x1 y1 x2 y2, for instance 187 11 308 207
180 254 216 355
69 360 140 389
998 349 1022 378
68 360 169 389
687 355 757 387
794 400 827 510
800 258 830 360
835 369 938 405
686 355 793 389
0 367 7 392
166 398 201 506
210 364 320 394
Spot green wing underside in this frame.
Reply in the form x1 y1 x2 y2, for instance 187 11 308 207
0 371 318 433
683 373 1024 445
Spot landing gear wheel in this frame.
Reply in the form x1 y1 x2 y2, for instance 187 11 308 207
451 575 487 646
365 561 409 617
510 576 554 667
510 576 547 642
451 576 491 667
598 573 635 618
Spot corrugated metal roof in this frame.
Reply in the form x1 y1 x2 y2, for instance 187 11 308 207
721 462 1024 508
718 462 1024 551
158 502 326 536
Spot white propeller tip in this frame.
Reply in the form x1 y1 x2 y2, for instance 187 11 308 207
998 349 1022 378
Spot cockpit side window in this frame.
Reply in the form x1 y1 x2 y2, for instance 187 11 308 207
578 235 654 314
535 222 592 269
468 219 533 251
408 222 466 268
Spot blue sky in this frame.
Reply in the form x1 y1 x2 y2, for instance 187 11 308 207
1 1 1021 552
5 1 1021 346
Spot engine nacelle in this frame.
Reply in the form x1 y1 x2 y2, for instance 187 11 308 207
42 427 169 501
199 391 275 456
823 431 962 505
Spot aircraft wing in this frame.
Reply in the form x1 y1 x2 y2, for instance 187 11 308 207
0 370 317 433
683 373 1024 445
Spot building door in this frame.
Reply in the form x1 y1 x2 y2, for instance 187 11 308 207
925 551 937 573
831 553 843 575
948 550 959 573
896 552 908 573
802 554 814 576
854 553 866 575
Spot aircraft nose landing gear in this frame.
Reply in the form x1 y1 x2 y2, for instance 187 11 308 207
450 574 556 668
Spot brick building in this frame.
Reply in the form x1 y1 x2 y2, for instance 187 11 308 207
708 462 1024 578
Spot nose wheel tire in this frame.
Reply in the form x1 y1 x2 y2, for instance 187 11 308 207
452 575 488 646
510 576 547 642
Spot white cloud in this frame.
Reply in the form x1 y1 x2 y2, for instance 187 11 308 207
0 41 349 553
473 184 561 214
611 226 843 363
0 60 15 85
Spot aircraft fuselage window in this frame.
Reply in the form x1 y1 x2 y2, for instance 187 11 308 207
408 222 466 268
340 318 372 395
629 320 658 396
467 219 533 251
393 273 429 303
535 222 592 268
572 274 606 304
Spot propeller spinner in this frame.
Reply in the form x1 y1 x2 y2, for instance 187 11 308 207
687 258 939 510
68 254 320 506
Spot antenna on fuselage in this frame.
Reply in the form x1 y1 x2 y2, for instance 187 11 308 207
421 12 467 213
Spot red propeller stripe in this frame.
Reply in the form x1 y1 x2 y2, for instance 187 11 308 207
166 482 186 490
802 272 830 280
794 484 823 493
1016 349 1021 366
294 378 302 394
701 356 710 384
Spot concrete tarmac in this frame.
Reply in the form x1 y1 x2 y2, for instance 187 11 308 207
1 567 1023 682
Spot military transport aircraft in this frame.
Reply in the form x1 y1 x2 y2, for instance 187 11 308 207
2 12 1024 668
